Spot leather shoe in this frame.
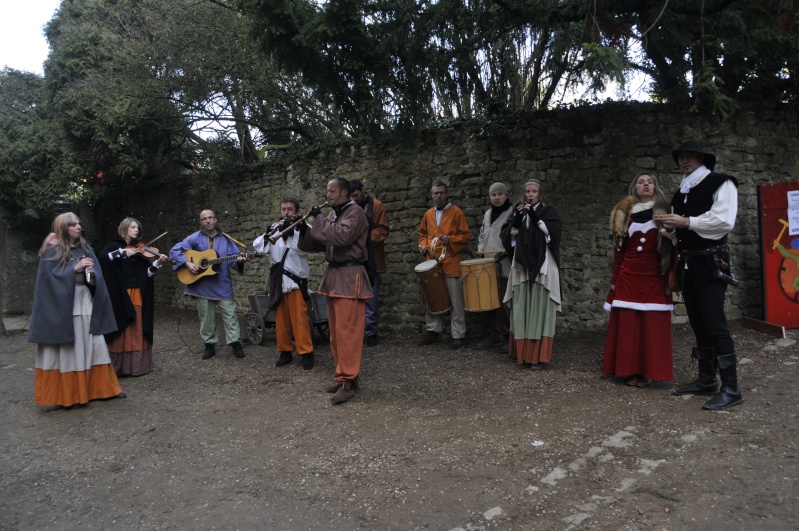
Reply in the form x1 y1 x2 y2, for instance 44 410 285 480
475 337 501 350
702 387 744 410
673 379 718 396
202 343 216 360
449 338 463 349
530 363 547 371
365 335 378 347
275 351 292 367
326 376 360 393
231 341 245 358
417 331 439 346
330 380 356 405
301 353 314 370
115 392 127 399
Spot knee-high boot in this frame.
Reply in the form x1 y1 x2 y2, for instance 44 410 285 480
673 347 718 396
702 353 744 410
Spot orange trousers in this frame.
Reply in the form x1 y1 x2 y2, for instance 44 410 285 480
275 289 313 355
327 296 365 381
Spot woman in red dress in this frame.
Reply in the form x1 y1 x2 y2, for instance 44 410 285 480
603 172 676 387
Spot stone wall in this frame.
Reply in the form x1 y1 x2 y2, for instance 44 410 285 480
23 101 799 338
1 218 51 324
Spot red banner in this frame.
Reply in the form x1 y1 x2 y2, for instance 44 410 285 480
759 181 799 328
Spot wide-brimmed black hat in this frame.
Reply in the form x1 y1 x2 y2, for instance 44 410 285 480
672 139 716 171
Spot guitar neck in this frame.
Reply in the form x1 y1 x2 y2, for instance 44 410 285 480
208 253 244 266
207 251 258 266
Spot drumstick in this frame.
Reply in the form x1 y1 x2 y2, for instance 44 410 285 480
474 250 504 255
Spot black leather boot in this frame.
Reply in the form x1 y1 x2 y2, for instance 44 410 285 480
301 352 314 370
202 343 216 360
231 341 246 358
275 351 292 367
674 347 718 395
703 353 744 410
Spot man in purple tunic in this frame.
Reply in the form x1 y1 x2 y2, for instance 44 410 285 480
170 209 247 360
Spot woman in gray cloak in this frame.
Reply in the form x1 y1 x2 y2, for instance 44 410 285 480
28 212 125 407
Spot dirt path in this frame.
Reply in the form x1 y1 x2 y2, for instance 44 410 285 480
1 310 797 530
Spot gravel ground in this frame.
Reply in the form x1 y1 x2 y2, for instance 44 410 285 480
1 308 798 530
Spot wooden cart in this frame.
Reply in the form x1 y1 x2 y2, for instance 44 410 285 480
245 291 329 346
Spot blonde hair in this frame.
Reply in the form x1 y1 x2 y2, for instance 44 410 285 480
118 217 143 242
38 232 57 255
42 212 88 268
628 172 668 209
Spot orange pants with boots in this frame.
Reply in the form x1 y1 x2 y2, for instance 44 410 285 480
275 289 313 355
327 296 365 381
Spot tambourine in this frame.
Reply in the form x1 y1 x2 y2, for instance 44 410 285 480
429 236 447 263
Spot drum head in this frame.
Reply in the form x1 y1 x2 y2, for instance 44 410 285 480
415 259 439 273
460 258 496 266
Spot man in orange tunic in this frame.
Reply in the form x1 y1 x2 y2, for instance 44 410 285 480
417 181 472 348
349 179 390 347
300 177 373 404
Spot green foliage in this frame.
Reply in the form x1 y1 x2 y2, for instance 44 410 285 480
691 66 739 119
243 0 799 124
0 69 75 226
611 0 799 113
44 0 190 187
3 0 796 222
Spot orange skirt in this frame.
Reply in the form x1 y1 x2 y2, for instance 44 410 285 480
509 332 554 365
35 365 122 407
107 288 153 376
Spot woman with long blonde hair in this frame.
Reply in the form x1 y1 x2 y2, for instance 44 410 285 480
28 213 125 407
603 172 676 387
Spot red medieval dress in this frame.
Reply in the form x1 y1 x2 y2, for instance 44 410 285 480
603 206 674 381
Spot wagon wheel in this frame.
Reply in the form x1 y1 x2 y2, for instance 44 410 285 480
245 313 266 345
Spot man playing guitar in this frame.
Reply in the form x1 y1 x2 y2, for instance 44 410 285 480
169 209 248 360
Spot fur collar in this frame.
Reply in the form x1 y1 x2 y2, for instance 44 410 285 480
609 195 668 250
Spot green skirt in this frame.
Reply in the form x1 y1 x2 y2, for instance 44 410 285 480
510 281 558 340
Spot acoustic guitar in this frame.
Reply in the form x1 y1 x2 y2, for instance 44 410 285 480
177 249 260 285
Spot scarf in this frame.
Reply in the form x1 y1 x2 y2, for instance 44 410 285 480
680 165 712 194
490 199 512 223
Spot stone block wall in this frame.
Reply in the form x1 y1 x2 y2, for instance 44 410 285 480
73 101 799 337
1 218 52 322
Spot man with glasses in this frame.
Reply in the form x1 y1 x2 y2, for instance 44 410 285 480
170 209 248 360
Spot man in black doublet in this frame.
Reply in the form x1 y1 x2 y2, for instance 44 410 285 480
657 140 744 410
